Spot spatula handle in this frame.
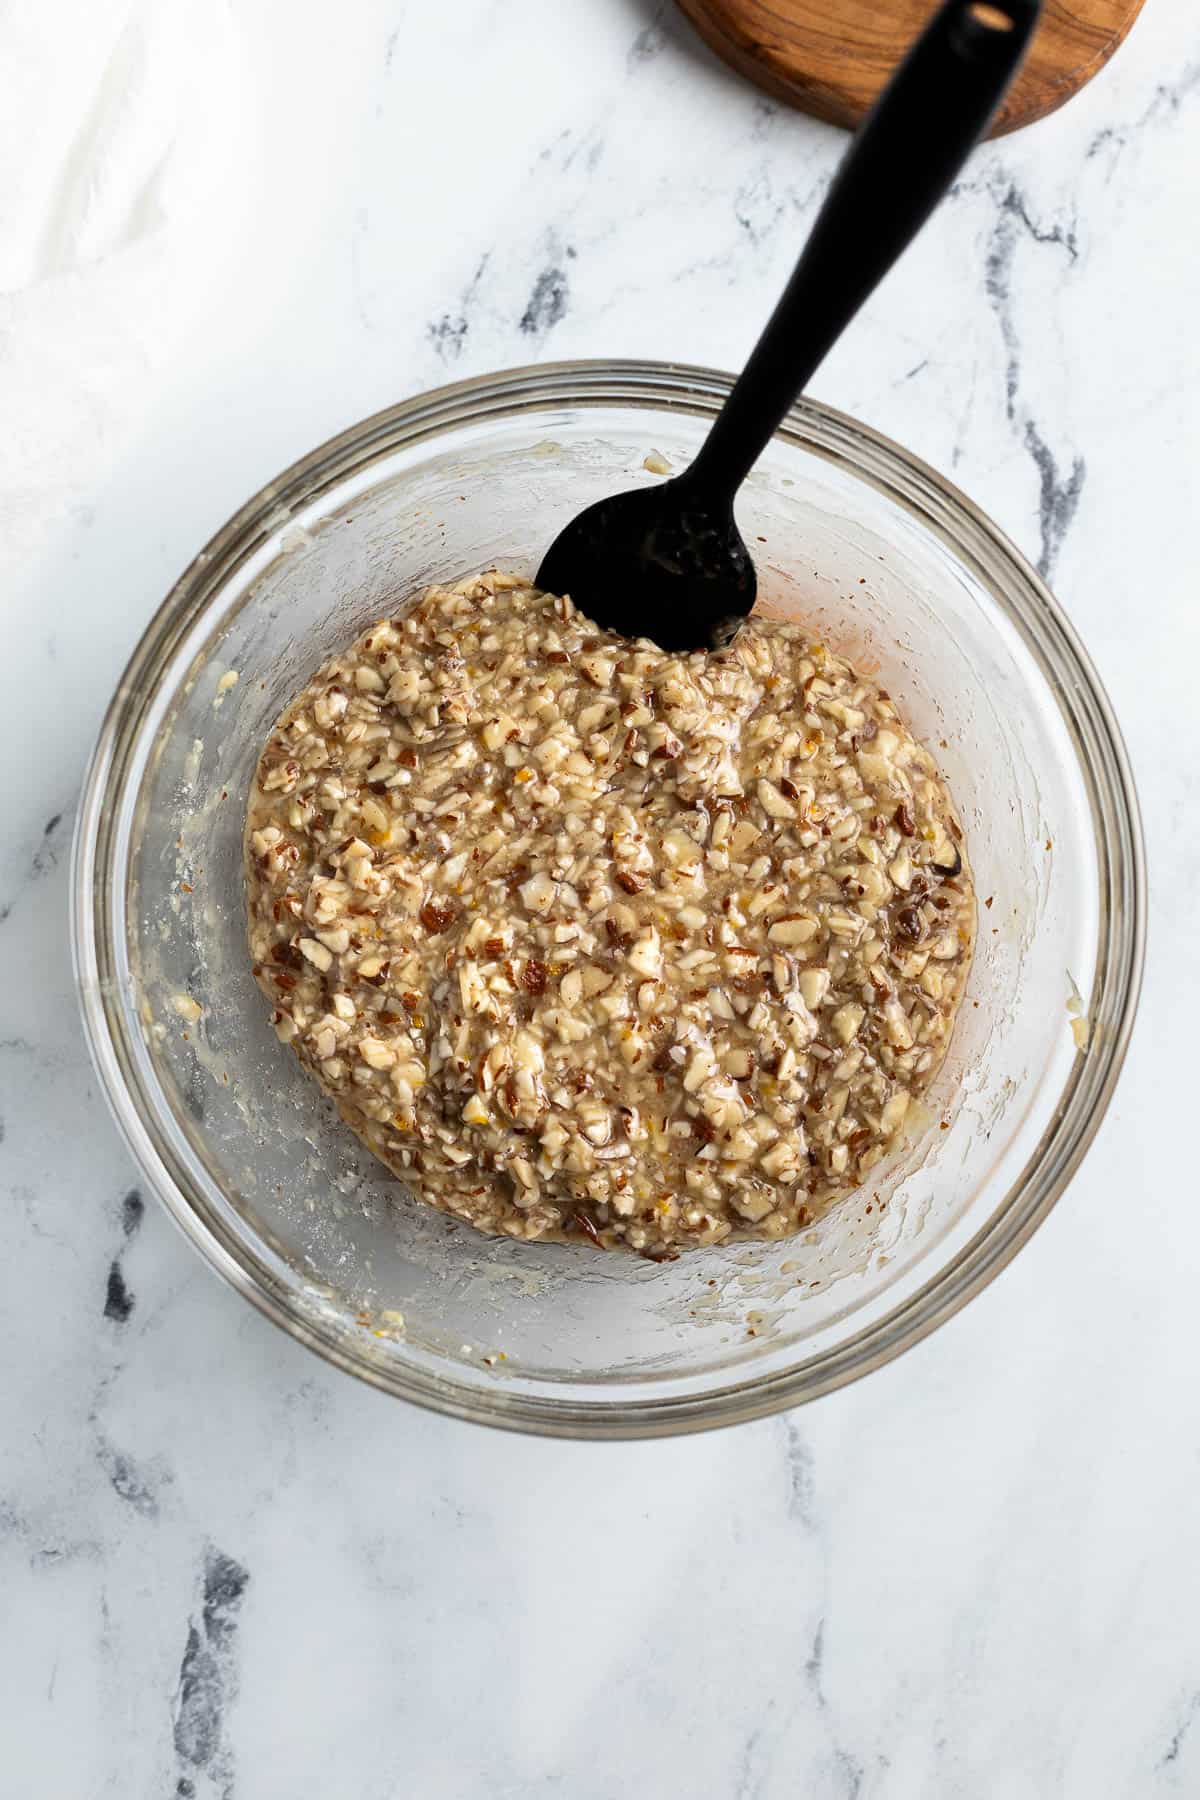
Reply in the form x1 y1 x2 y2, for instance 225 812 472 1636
687 0 1040 497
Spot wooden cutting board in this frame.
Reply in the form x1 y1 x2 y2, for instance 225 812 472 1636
674 0 1146 137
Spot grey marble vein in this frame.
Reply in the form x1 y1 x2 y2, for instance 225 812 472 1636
0 806 71 923
628 15 667 69
1159 1691 1200 1770
783 1415 816 1527
102 1259 134 1323
983 176 1085 577
96 1438 165 1519
428 252 490 363
519 258 572 339
172 1549 250 1798
805 1620 867 1798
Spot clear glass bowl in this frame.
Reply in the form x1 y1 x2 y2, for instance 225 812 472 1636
71 361 1144 1438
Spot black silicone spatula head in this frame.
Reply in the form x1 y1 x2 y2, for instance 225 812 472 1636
536 0 1039 653
536 473 755 654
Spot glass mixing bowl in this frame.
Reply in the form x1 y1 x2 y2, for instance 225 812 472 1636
72 361 1144 1437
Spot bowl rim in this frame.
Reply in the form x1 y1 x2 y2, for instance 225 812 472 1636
71 358 1146 1437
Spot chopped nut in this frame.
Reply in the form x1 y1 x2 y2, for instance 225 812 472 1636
627 929 662 978
662 828 702 869
314 686 348 729
888 849 913 891
419 897 458 934
760 1141 799 1180
733 1188 774 1222
756 778 796 820
798 968 830 1010
768 914 818 948
519 872 557 914
520 958 548 995
880 1090 910 1134
830 1003 864 1044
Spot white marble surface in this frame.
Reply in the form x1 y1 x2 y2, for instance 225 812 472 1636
2 2 1198 1793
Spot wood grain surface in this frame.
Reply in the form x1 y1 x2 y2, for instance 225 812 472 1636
674 0 1147 137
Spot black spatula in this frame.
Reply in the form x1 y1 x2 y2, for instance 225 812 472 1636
537 0 1039 652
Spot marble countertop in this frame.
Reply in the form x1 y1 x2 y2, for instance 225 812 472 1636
2 2 1197 1794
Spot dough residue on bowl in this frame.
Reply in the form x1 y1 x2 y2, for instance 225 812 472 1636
245 570 974 1253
